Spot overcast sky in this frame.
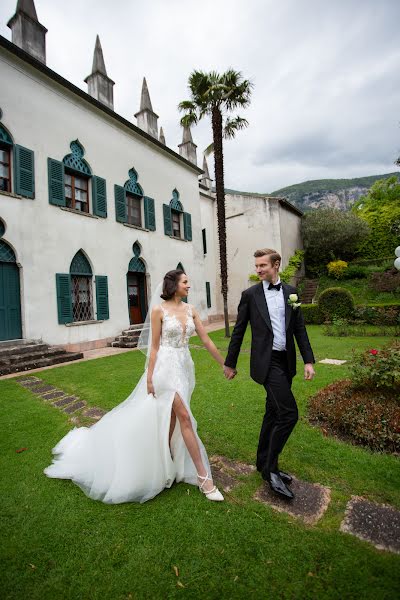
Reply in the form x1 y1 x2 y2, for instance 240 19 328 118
1 0 399 192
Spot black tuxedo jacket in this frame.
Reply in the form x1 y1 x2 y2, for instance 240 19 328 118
225 282 315 384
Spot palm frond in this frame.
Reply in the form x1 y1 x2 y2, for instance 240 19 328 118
223 116 249 140
180 112 198 128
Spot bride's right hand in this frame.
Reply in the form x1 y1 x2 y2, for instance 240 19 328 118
147 380 155 396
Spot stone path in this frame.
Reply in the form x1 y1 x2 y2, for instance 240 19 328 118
17 375 106 426
15 375 400 553
319 358 347 365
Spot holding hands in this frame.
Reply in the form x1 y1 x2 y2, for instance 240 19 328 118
223 365 237 380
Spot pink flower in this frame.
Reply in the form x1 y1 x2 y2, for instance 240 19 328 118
369 349 378 356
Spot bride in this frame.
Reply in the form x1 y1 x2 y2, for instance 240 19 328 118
44 269 226 504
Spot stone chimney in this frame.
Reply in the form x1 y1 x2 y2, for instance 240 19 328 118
84 35 115 110
200 155 213 189
7 0 48 64
178 125 197 165
134 78 159 139
159 127 166 145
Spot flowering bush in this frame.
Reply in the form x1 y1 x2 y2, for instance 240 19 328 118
327 260 348 279
351 340 400 394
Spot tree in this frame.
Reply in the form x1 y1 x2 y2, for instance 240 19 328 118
179 70 253 337
352 175 400 259
301 209 370 274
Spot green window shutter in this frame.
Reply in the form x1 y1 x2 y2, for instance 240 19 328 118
48 158 65 206
114 184 127 223
14 145 35 198
183 212 192 241
96 275 109 320
144 196 156 231
92 176 107 218
56 273 72 324
202 228 207 254
206 282 211 308
163 203 172 236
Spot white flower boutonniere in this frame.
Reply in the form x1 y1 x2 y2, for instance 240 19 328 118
288 293 301 310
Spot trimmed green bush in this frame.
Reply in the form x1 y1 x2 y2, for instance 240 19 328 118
300 304 324 324
341 265 369 279
318 287 355 320
354 303 400 325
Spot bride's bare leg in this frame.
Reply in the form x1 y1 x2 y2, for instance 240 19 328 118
172 393 214 493
169 409 176 446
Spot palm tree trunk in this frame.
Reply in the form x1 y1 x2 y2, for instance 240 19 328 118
211 106 230 338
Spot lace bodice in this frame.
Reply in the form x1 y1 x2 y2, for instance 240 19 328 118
160 303 195 348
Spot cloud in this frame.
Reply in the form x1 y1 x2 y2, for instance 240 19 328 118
0 0 399 192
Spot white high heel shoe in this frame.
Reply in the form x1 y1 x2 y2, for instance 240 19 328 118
197 473 224 502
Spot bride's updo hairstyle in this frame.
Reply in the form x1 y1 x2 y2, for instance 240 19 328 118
160 269 185 300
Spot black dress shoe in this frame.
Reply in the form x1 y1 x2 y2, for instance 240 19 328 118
266 472 294 499
278 470 293 484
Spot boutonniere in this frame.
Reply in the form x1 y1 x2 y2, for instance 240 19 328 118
287 293 301 310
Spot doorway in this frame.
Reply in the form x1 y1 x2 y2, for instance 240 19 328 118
127 271 147 325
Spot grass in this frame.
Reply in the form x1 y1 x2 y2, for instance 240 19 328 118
1 326 399 599
315 275 400 305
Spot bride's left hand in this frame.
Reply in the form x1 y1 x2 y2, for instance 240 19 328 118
147 381 156 396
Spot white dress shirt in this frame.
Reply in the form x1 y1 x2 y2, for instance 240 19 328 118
262 278 286 351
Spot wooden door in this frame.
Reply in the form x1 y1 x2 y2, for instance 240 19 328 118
127 272 145 325
0 262 22 341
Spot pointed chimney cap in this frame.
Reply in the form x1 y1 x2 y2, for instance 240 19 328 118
92 35 107 76
202 155 211 179
140 77 153 112
16 0 38 21
159 127 166 145
182 124 194 144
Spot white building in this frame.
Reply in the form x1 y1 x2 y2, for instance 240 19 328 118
0 0 303 354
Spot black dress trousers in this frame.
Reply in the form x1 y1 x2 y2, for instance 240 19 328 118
256 350 299 476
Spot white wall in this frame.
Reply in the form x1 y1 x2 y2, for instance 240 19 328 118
0 49 206 348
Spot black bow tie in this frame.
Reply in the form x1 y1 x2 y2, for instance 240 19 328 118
268 282 282 291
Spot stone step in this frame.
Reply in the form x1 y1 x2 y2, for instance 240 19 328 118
121 329 142 337
0 343 50 360
110 341 138 348
128 323 145 331
0 338 41 349
1 348 67 367
0 352 84 376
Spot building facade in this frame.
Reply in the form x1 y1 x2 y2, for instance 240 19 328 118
0 0 303 351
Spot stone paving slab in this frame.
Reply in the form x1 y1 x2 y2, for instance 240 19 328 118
211 455 256 477
340 496 400 554
40 390 66 401
254 477 331 525
63 400 86 414
52 396 78 408
210 464 240 492
18 377 43 388
82 407 108 420
319 358 347 365
32 384 57 395
17 376 42 384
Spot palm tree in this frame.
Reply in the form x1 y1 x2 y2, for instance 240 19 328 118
179 70 253 337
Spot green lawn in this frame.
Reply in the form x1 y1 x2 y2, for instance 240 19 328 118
1 326 399 599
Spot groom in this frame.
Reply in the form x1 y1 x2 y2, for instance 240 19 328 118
224 248 315 500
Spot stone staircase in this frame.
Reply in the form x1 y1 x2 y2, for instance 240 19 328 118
300 279 319 304
0 340 83 376
109 323 144 348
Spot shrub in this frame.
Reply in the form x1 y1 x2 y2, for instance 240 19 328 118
354 303 400 326
308 381 400 452
280 249 305 283
351 340 400 394
370 267 400 292
318 287 355 320
322 317 350 336
301 304 324 324
327 260 348 279
341 265 369 279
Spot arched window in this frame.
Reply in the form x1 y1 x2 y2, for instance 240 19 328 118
163 189 192 241
55 250 109 324
0 119 35 198
48 140 107 218
114 167 155 231
70 251 93 322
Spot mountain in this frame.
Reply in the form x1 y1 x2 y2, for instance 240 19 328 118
268 172 399 211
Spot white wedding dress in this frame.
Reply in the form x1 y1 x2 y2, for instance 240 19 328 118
44 303 212 504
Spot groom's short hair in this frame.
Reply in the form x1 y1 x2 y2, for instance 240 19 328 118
254 248 281 266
